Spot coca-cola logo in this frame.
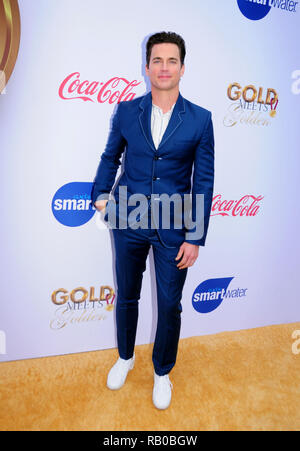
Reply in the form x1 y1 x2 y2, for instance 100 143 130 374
211 194 263 217
58 72 142 103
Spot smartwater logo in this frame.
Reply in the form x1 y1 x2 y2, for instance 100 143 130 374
237 0 298 21
52 182 95 226
192 277 248 313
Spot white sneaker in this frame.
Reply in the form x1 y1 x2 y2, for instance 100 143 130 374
106 353 135 390
152 371 173 410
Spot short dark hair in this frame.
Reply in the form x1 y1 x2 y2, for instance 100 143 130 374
146 31 186 67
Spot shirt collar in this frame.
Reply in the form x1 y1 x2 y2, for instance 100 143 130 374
152 102 176 115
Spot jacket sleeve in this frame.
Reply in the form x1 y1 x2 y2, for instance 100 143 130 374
91 102 126 206
185 111 215 246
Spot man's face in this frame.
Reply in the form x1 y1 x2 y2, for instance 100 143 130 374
145 43 185 92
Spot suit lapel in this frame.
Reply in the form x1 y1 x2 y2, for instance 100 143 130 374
139 91 185 152
139 92 156 152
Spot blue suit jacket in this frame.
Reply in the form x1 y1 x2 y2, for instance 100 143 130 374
91 91 214 248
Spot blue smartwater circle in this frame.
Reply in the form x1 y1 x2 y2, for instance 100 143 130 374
52 182 95 227
237 0 271 20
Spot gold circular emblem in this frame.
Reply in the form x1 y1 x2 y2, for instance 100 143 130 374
0 0 20 94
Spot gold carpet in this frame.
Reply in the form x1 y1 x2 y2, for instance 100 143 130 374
0 322 300 431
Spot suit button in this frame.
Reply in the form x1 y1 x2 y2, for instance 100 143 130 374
154 155 159 160
153 176 157 181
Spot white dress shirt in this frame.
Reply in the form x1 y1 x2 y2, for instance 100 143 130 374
151 102 176 149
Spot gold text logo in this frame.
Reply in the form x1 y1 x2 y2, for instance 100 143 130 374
0 0 21 94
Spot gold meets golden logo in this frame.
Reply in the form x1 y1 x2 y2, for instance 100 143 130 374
0 0 20 94
224 82 279 127
50 286 116 329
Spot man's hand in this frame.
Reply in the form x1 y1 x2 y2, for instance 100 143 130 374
175 242 199 269
94 199 108 212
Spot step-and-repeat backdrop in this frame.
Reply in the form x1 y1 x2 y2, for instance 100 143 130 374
1 0 299 362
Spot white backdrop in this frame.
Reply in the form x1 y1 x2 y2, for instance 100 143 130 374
1 0 299 362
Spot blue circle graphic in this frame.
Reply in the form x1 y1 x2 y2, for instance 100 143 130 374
52 182 95 227
237 0 271 20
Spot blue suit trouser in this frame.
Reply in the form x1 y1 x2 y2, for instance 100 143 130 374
112 225 188 376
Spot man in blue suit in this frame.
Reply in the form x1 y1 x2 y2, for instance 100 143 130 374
91 31 214 410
